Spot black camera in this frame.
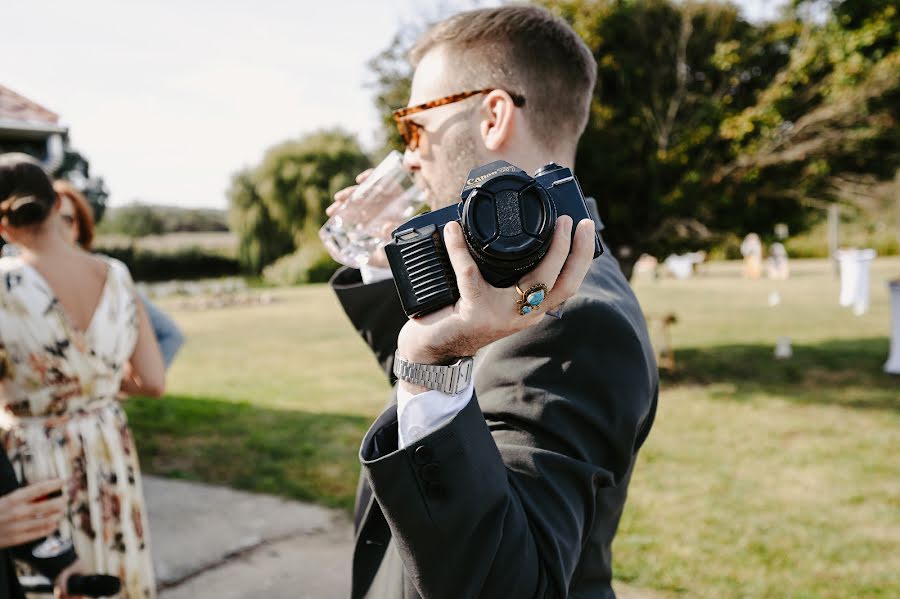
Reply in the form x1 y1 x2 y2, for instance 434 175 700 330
385 161 602 317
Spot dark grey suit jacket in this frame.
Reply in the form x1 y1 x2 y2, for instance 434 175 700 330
331 240 658 599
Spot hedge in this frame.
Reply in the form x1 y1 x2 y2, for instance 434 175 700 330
98 246 243 282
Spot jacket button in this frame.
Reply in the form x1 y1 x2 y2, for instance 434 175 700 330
420 463 441 482
414 445 433 464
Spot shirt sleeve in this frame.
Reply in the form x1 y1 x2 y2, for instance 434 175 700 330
358 261 473 447
396 382 474 448
138 292 185 369
360 265 393 285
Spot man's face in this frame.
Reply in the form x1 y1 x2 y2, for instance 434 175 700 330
402 46 487 210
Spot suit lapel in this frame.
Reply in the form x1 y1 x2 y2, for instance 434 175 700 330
353 472 374 532
351 397 399 598
351 483 392 599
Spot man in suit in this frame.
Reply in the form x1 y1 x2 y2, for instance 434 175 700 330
0 451 80 599
331 5 658 598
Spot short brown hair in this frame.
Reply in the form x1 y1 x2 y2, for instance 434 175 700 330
410 4 597 152
53 180 96 250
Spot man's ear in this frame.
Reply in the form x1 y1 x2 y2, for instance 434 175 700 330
479 90 517 152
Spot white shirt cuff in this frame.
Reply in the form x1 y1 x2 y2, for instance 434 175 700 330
396 381 474 449
360 265 393 284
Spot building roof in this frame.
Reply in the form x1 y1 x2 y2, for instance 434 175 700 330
0 84 68 138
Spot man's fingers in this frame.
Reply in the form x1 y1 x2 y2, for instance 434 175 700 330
443 221 484 299
327 185 357 216
548 219 595 305
334 186 356 203
328 168 373 216
522 216 572 292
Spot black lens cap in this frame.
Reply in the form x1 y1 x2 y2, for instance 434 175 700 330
461 170 556 270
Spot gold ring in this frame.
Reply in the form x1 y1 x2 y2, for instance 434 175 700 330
516 282 549 315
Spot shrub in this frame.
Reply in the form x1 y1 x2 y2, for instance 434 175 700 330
262 244 341 286
99 246 242 282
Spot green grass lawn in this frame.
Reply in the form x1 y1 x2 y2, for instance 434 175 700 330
125 258 900 598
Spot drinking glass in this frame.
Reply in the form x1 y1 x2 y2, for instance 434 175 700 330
319 151 426 269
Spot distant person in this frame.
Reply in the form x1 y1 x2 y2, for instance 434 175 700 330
53 180 96 251
741 232 763 279
55 180 185 368
0 153 165 599
766 242 790 280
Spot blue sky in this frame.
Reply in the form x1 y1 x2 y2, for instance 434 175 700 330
2 0 787 209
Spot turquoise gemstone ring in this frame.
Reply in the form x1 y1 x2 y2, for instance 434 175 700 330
515 282 549 315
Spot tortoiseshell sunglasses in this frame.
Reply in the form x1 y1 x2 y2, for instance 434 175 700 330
392 89 526 150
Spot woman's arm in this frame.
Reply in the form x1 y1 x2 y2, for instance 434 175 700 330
122 293 165 398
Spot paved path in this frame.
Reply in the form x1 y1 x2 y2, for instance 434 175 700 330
145 475 658 599
146 476 351 598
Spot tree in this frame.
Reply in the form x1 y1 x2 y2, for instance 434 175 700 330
228 169 295 275
368 29 417 155
53 148 109 223
98 203 166 237
546 0 797 275
714 0 899 229
368 0 899 277
228 129 371 274
554 0 898 273
97 204 228 236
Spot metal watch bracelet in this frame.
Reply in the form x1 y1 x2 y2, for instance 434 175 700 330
393 353 474 395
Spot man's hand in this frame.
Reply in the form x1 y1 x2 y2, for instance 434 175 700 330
328 168 396 269
54 559 86 599
0 479 66 549
327 168 374 218
397 215 596 391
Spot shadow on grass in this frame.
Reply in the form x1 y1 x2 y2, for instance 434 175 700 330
124 395 370 512
662 337 899 411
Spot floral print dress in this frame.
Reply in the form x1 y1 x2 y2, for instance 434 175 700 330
0 255 155 599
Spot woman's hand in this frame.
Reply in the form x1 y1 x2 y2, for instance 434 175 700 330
0 479 66 549
396 215 596 390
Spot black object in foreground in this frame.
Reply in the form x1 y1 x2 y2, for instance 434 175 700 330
19 573 121 597
385 161 602 317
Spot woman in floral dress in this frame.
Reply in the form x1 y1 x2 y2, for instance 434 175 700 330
0 154 165 598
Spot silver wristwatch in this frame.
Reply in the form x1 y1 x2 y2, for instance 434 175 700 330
393 353 474 394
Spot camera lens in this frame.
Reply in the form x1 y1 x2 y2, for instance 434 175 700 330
460 170 556 285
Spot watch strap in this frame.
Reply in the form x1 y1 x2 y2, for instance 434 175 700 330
393 354 474 394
